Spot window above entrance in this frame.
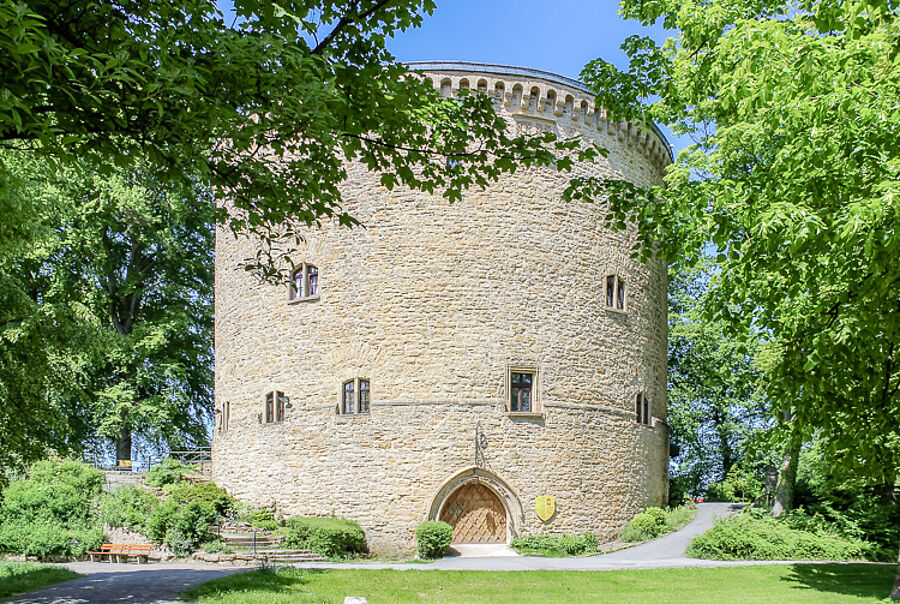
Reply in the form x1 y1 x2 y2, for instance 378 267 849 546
507 365 541 416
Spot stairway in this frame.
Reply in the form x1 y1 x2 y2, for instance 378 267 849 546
209 522 326 563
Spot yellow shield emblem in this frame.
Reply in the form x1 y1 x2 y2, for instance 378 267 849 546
535 495 556 521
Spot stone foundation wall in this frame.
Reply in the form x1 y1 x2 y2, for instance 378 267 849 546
213 64 670 554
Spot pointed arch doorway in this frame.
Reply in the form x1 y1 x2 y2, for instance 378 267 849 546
439 482 507 543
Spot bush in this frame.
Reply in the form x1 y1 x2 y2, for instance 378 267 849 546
620 505 695 543
163 482 235 516
0 520 103 558
686 509 876 561
100 486 160 534
235 507 280 532
145 498 217 556
510 532 597 556
0 459 104 558
283 517 367 558
415 521 453 559
145 459 193 488
1 459 103 524
621 507 667 542
146 499 180 544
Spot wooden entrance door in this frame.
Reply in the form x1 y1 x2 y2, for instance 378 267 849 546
439 483 506 543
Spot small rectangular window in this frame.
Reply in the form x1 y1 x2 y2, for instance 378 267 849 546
290 264 319 301
605 274 626 311
510 372 534 412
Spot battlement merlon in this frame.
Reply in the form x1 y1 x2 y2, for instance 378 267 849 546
406 60 674 170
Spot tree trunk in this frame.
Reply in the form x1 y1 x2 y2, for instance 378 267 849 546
772 430 801 517
116 425 132 465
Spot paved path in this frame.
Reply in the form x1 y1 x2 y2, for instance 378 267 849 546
2 562 240 604
295 502 744 571
5 503 743 602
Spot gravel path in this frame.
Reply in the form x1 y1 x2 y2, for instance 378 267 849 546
5 503 742 602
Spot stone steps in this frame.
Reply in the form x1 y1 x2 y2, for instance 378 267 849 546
194 549 325 564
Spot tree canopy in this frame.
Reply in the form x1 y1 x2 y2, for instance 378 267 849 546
583 0 900 484
1 0 592 265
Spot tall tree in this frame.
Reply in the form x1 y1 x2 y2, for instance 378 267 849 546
3 155 213 465
581 1 900 594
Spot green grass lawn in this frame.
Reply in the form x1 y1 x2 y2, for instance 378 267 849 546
183 564 896 603
0 561 82 599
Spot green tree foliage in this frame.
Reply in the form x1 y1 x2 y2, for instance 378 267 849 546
582 0 900 482
668 261 770 495
0 459 104 557
1 155 212 465
583 1 900 590
0 0 595 254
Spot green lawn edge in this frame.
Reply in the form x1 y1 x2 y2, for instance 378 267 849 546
180 564 896 604
0 561 83 599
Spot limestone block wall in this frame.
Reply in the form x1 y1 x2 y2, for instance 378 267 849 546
213 63 670 554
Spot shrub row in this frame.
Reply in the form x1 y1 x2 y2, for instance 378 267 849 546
686 509 876 561
283 517 368 558
510 532 598 556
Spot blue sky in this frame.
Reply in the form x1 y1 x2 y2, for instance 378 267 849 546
387 1 683 153
388 1 665 84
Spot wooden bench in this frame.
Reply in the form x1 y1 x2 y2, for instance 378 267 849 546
86 544 154 563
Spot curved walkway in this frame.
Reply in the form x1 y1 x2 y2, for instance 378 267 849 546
5 503 745 603
295 502 746 571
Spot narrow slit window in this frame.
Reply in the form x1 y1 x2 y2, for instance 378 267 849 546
636 393 650 425
358 379 370 414
276 391 286 422
265 392 274 423
617 277 626 310
307 266 318 297
605 274 626 311
606 275 615 307
343 380 355 414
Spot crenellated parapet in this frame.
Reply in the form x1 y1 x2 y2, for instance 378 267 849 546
408 61 673 171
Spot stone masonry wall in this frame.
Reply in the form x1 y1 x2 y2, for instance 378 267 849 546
213 65 670 554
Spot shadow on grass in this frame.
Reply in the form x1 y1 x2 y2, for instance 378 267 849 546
183 567 327 600
0 562 81 599
782 563 895 600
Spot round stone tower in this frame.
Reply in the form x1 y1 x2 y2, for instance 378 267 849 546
212 62 671 554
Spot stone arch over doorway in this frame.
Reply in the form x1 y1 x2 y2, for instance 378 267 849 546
428 467 524 543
